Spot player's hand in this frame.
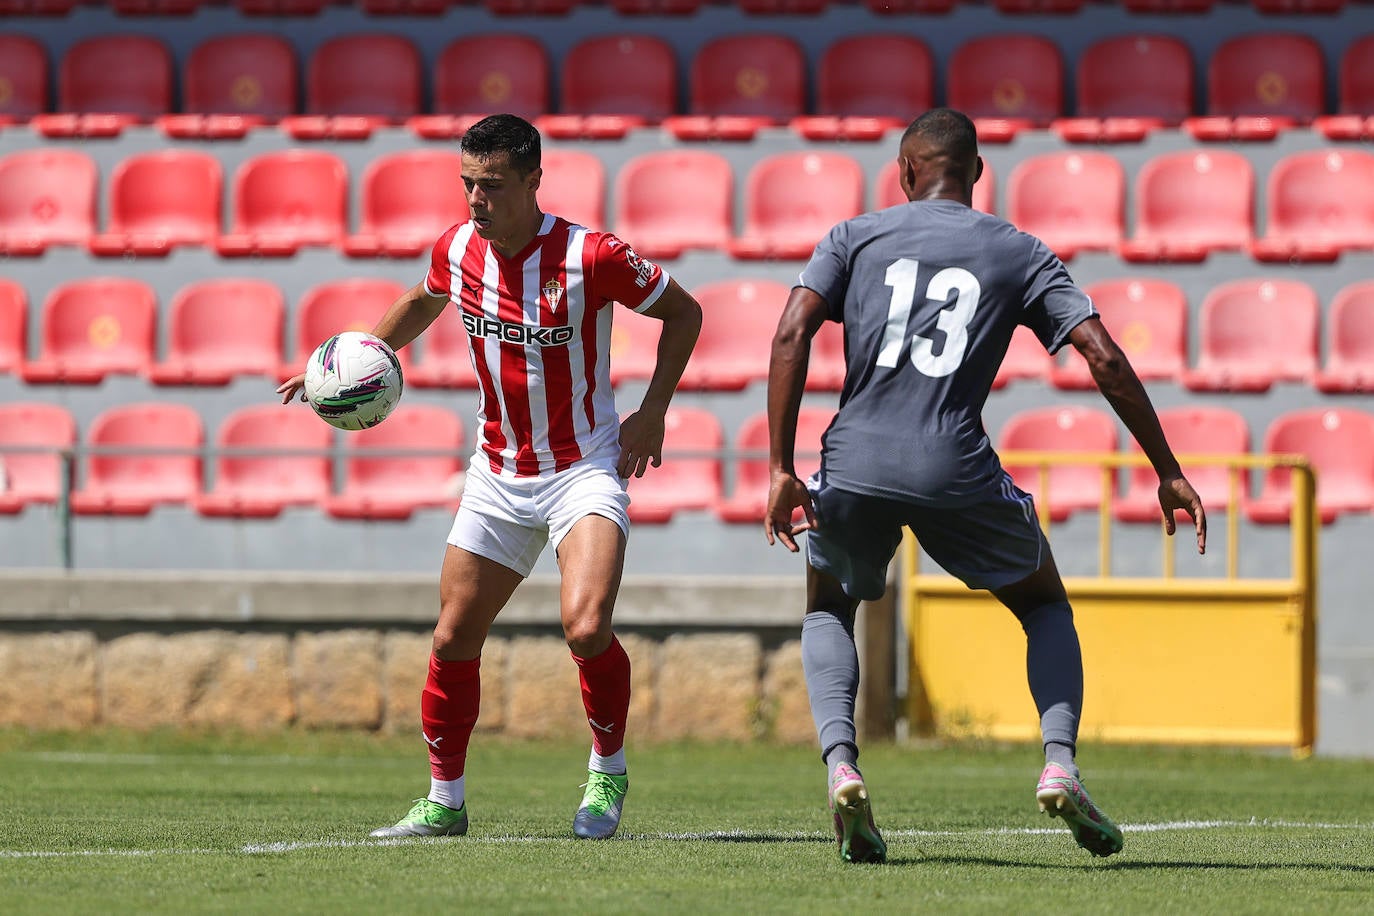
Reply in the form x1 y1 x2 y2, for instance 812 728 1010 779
616 409 665 479
765 469 817 553
1159 474 1207 554
276 373 307 405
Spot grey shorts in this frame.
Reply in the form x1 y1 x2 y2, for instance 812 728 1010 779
805 470 1047 601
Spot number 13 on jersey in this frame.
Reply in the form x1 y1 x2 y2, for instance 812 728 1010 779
876 258 982 378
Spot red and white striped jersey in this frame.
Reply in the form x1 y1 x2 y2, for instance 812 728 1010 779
424 213 669 478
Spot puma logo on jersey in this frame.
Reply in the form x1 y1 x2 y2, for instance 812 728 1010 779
463 312 575 347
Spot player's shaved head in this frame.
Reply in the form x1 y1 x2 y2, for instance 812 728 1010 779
461 114 542 176
895 108 983 206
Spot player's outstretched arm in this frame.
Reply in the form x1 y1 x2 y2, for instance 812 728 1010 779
765 286 826 552
1068 316 1207 554
617 279 702 479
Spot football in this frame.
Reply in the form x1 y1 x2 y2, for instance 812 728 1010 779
303 331 404 431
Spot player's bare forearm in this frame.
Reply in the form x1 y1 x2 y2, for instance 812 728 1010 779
371 283 449 353
636 280 702 416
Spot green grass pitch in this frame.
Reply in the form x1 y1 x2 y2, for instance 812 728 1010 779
2 729 1372 914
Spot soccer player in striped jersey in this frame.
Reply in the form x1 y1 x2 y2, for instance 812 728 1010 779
280 115 702 840
765 109 1206 863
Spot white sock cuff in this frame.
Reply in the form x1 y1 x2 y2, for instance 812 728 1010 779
588 747 626 776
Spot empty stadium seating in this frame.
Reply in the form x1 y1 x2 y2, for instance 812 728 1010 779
195 405 333 518
217 150 348 256
548 34 676 138
1183 278 1320 392
1119 150 1254 262
343 149 468 258
730 152 864 260
679 279 790 390
1051 278 1188 389
0 402 76 514
717 407 832 524
70 403 204 516
416 35 549 137
1007 152 1124 259
1055 34 1193 143
1316 35 1374 139
1188 33 1325 140
409 305 480 390
1316 281 1374 393
540 149 606 229
281 279 412 380
791 35 932 141
1251 149 1374 262
35 35 172 136
1115 406 1251 523
166 33 298 137
947 34 1063 139
22 278 157 384
150 279 286 386
613 151 733 259
624 406 722 523
0 149 98 255
873 159 995 214
606 307 663 388
281 34 421 139
999 406 1119 521
0 35 47 124
992 325 1053 389
0 280 28 374
324 404 464 520
89 150 223 257
665 34 805 140
806 320 847 392
1249 408 1374 524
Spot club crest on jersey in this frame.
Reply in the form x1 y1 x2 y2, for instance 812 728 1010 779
543 278 564 311
462 312 575 347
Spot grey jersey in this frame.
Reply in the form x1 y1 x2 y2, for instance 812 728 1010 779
799 199 1095 507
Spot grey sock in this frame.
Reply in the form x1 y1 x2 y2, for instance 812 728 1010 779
824 743 859 785
802 609 860 781
1016 600 1084 759
1045 741 1078 778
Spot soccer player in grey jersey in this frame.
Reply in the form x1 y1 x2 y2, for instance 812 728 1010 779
765 108 1207 863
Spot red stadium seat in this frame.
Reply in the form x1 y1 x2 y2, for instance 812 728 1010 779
717 407 833 524
998 406 1118 522
1119 150 1253 262
0 403 76 515
411 35 549 139
359 0 453 12
234 0 328 15
992 0 1083 10
70 403 204 516
1054 35 1192 143
1249 0 1344 13
171 34 298 133
325 404 465 521
624 406 722 523
1183 278 1319 392
217 150 348 257
547 34 676 139
613 151 733 259
196 405 334 519
1251 150 1374 262
34 35 171 137
792 35 932 141
992 325 1053 389
609 0 702 12
738 0 828 12
281 34 420 140
606 307 663 388
1051 278 1187 389
22 278 156 384
948 35 1064 140
110 0 205 14
282 279 412 380
859 0 956 13
1007 151 1124 260
343 150 468 258
1316 36 1374 139
410 306 480 390
0 0 79 13
1316 281 1374 393
806 320 847 392
150 279 285 386
1248 409 1374 525
0 280 26 373
0 36 47 125
539 149 605 230
679 279 789 390
0 149 97 255
873 159 995 214
89 150 223 257
1186 33 1325 140
730 152 864 260
1115 407 1250 523
665 34 804 140
1121 0 1212 9
483 0 576 13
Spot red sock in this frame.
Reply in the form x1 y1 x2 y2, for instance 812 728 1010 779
571 635 631 756
420 654 480 781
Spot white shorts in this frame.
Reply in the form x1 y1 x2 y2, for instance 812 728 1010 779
446 456 631 577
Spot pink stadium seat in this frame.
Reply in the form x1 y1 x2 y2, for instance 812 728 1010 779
1183 278 1319 392
539 149 605 230
717 407 832 524
1248 409 1374 525
89 150 223 257
606 307 663 388
282 279 412 380
410 35 549 139
550 34 676 138
665 34 804 140
613 151 733 259
948 35 1063 140
1251 150 1374 262
873 159 995 214
196 405 333 519
998 406 1118 522
343 150 468 258
1051 279 1187 389
0 149 97 255
0 280 26 373
1317 36 1374 139
1119 150 1254 262
625 406 722 523
992 325 1053 389
1055 35 1192 143
1187 33 1324 140
325 404 465 520
289 34 420 136
0 403 76 515
730 152 864 260
1115 406 1251 523
792 35 932 141
1007 152 1124 259
1316 281 1374 393
806 320 847 392
217 150 348 257
150 279 285 386
70 403 204 516
34 35 171 137
0 36 47 124
23 278 156 384
176 34 298 126
410 306 481 390
679 279 789 390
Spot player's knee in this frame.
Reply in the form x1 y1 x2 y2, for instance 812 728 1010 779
432 614 487 661
562 610 613 657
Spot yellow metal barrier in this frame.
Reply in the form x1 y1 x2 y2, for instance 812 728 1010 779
900 451 1317 754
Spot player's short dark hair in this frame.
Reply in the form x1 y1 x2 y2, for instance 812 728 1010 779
461 114 541 176
901 108 979 164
